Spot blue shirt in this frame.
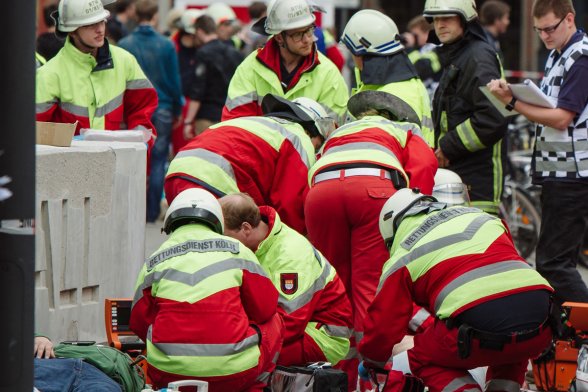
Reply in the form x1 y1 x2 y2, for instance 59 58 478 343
118 25 183 116
553 30 588 115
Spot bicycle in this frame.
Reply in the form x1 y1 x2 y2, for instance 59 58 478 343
499 179 541 264
500 116 542 264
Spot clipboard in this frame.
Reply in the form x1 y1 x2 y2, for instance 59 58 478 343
479 79 557 117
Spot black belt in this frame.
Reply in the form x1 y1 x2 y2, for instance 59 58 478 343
446 318 550 359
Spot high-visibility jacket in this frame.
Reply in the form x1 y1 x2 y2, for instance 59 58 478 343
165 116 316 234
36 37 158 148
354 69 435 147
130 223 279 382
308 115 437 195
35 52 46 69
222 37 348 124
256 206 352 365
359 206 553 366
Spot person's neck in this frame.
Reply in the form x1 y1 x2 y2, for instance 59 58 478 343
484 24 499 38
279 46 303 73
251 220 270 250
202 34 218 45
138 20 155 27
117 14 129 24
70 35 99 58
557 27 578 53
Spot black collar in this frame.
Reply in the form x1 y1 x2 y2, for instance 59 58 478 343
93 39 114 72
360 53 419 85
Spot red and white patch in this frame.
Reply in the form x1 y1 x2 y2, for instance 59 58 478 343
280 273 298 295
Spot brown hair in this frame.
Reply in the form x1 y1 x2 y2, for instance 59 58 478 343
480 1 511 25
532 0 575 19
194 14 217 34
407 15 432 33
134 0 158 22
249 1 267 20
220 193 261 230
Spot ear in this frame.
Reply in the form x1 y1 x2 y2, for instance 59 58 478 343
241 221 254 237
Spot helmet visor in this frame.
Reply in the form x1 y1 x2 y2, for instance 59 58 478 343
432 183 470 206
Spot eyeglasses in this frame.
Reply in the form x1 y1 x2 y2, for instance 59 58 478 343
285 26 315 42
533 16 566 35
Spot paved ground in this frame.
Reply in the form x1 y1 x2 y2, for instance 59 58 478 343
145 219 167 257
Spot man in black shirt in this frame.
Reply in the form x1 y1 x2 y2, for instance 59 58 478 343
183 15 244 139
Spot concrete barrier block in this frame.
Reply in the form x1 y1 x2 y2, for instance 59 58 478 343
35 141 146 343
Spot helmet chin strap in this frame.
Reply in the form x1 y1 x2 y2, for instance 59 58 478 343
70 33 100 56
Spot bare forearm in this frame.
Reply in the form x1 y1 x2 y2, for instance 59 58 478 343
513 101 574 130
184 100 202 123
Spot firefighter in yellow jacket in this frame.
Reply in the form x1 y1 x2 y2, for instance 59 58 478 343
36 0 158 150
221 0 348 124
340 9 434 145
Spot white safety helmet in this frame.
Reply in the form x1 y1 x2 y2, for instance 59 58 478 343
57 0 111 33
180 9 205 34
163 188 224 235
252 0 323 36
379 188 436 248
423 0 478 22
292 97 336 139
205 3 237 25
341 10 403 56
261 94 336 139
432 169 470 206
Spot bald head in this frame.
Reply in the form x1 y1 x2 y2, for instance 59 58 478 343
219 193 267 251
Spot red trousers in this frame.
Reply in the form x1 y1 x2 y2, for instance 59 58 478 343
150 313 284 392
305 175 397 389
405 319 552 392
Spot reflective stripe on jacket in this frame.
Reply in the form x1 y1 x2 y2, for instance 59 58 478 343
165 116 316 234
36 37 158 144
433 34 507 214
130 223 278 378
309 115 437 195
256 207 352 365
359 206 552 365
222 38 348 124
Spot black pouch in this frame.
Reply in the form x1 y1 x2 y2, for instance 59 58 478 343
271 363 348 392
457 324 474 359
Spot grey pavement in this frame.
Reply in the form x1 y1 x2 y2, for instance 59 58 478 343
145 219 167 257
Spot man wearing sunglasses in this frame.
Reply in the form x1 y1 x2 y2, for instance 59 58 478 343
221 0 348 125
488 0 588 305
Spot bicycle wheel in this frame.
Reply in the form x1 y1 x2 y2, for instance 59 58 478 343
579 231 588 269
500 185 541 263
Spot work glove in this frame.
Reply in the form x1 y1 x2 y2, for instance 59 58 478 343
358 361 370 381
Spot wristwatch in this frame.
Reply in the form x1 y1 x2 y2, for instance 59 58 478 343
505 97 517 112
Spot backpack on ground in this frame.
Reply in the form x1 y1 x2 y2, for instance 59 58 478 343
54 343 145 392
